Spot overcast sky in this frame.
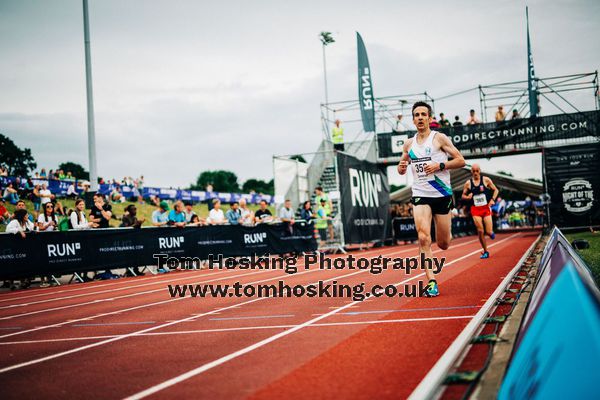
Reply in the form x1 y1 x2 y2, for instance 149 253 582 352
1 0 598 188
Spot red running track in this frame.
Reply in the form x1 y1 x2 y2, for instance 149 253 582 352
0 232 538 399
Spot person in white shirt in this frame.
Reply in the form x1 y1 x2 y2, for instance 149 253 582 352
70 198 91 229
37 202 58 231
39 183 54 206
238 198 254 226
207 199 226 225
66 182 78 198
6 209 35 238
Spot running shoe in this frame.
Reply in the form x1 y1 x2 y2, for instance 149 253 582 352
480 251 490 259
425 280 439 297
490 232 496 240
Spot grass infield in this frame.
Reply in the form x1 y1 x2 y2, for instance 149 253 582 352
565 231 600 287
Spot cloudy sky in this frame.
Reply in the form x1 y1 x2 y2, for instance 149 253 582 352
1 0 598 189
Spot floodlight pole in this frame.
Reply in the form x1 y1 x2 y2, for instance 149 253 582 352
322 42 330 135
83 0 98 192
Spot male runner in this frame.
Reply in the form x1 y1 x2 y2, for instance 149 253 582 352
398 101 465 296
461 164 499 259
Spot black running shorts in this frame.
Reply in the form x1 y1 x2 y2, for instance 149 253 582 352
412 196 453 215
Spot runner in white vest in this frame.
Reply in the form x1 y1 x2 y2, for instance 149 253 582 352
397 101 465 296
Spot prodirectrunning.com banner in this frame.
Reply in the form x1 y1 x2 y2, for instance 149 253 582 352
0 224 317 280
337 152 390 244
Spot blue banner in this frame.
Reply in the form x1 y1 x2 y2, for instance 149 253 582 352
0 177 273 205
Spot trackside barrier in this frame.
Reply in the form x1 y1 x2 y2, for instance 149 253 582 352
498 228 600 399
408 234 541 400
393 216 476 242
0 223 317 280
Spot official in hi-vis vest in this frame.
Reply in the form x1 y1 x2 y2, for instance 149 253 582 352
332 119 344 151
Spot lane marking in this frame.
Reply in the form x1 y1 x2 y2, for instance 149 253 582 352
0 238 409 318
0 236 488 374
209 315 294 321
0 240 432 340
0 315 475 345
0 270 203 303
324 305 483 316
123 234 520 399
71 321 156 327
0 235 477 306
0 269 276 320
0 267 376 374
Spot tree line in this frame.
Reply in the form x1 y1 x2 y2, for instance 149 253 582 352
0 133 274 195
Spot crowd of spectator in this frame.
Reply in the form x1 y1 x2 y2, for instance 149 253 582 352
393 105 522 132
391 195 545 231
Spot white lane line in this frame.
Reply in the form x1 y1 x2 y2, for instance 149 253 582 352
0 270 203 303
0 269 239 309
0 241 426 340
123 234 519 399
209 315 294 321
72 321 156 327
0 239 407 319
0 268 373 374
314 305 483 316
0 235 476 304
0 315 475 346
0 269 277 320
0 236 488 373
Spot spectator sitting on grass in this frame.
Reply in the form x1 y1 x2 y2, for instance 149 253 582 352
238 198 254 226
89 193 112 229
152 201 170 227
225 202 242 225
66 181 78 199
39 183 54 207
15 200 35 223
110 185 125 203
3 182 20 205
70 198 91 229
6 209 35 242
168 201 187 228
254 199 273 224
121 204 145 228
207 199 226 225
0 199 10 224
37 202 58 232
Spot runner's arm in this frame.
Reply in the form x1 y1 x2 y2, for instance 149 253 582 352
425 133 465 174
461 181 473 200
397 139 412 175
484 177 499 206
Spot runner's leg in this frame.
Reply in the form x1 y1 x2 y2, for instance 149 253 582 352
483 214 494 237
473 215 487 253
433 213 452 250
413 204 434 282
